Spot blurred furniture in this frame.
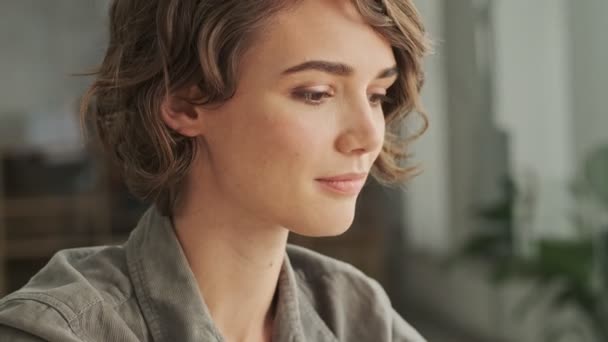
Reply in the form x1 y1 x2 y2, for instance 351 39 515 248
0 148 117 295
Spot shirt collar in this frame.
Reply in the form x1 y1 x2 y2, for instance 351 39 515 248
125 206 338 342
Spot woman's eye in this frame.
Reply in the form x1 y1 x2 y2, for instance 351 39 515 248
369 94 391 107
293 91 332 105
292 90 392 107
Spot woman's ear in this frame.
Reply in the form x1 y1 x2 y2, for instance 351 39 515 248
160 85 205 137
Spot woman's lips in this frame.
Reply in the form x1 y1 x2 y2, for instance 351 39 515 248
315 173 367 196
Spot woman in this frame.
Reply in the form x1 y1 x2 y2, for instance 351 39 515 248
0 0 430 341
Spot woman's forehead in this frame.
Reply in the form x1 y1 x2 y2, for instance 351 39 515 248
243 0 396 79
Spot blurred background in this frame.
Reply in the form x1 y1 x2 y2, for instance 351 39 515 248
0 1 607 341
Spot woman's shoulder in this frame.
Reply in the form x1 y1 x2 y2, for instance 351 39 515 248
286 244 426 342
0 245 144 341
1 245 133 309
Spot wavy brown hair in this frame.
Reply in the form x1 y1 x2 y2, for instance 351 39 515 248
81 0 431 216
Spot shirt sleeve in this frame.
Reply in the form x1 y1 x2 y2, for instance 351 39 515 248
0 298 83 342
0 324 50 342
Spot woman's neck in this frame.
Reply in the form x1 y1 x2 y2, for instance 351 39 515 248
172 195 289 342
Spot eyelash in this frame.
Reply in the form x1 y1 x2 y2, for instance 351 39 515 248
293 91 392 107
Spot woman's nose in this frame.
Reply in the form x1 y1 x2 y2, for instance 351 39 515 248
334 96 385 156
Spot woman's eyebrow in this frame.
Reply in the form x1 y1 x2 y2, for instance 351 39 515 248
281 60 398 79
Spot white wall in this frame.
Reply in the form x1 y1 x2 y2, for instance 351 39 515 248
493 0 575 243
0 1 107 115
571 0 608 160
406 0 510 255
0 1 107 116
0 1 108 150
405 0 451 254
406 0 607 255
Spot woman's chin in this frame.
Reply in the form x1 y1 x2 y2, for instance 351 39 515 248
287 211 356 238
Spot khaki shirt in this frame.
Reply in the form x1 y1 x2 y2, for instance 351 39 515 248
0 207 425 341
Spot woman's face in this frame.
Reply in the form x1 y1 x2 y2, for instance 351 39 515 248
195 0 397 236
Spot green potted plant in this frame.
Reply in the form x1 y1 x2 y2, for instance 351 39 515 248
455 144 608 341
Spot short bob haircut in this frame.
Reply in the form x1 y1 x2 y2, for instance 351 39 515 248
80 0 431 217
